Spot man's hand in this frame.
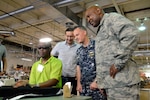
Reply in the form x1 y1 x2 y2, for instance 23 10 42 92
0 72 4 76
13 80 28 88
99 89 107 96
110 64 118 78
76 82 82 92
0 71 6 76
90 80 98 90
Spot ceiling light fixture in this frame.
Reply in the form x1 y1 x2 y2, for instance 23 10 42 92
29 38 33 45
0 5 34 20
0 30 15 36
39 37 52 43
138 24 146 31
29 42 33 45
138 19 146 31
21 58 32 62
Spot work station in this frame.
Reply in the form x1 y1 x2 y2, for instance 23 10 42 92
0 0 150 100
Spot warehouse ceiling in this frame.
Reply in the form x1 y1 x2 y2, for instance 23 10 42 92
0 0 150 67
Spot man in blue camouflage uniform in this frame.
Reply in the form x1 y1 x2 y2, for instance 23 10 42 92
85 6 140 100
73 26 107 100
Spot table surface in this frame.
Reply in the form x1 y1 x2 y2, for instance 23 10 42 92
20 95 92 100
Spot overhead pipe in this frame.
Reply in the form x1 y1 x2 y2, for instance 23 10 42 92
138 43 150 47
52 0 84 7
0 6 34 20
0 30 15 36
133 50 150 56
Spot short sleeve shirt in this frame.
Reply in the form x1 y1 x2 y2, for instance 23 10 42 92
76 39 96 85
29 56 62 88
51 41 80 77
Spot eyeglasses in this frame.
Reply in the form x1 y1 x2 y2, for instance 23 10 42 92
38 46 49 49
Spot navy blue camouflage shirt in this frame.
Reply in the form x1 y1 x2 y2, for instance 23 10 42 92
76 39 96 85
76 39 107 100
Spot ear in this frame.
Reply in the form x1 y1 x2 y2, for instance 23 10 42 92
83 31 87 36
96 8 101 15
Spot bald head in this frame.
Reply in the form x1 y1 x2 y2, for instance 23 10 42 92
85 6 104 27
87 6 100 11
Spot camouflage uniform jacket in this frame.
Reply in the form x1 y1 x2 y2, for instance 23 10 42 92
95 13 140 89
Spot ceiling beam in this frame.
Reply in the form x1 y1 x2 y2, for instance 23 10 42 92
111 0 121 14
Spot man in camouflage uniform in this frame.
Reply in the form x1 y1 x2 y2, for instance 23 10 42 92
85 6 140 100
